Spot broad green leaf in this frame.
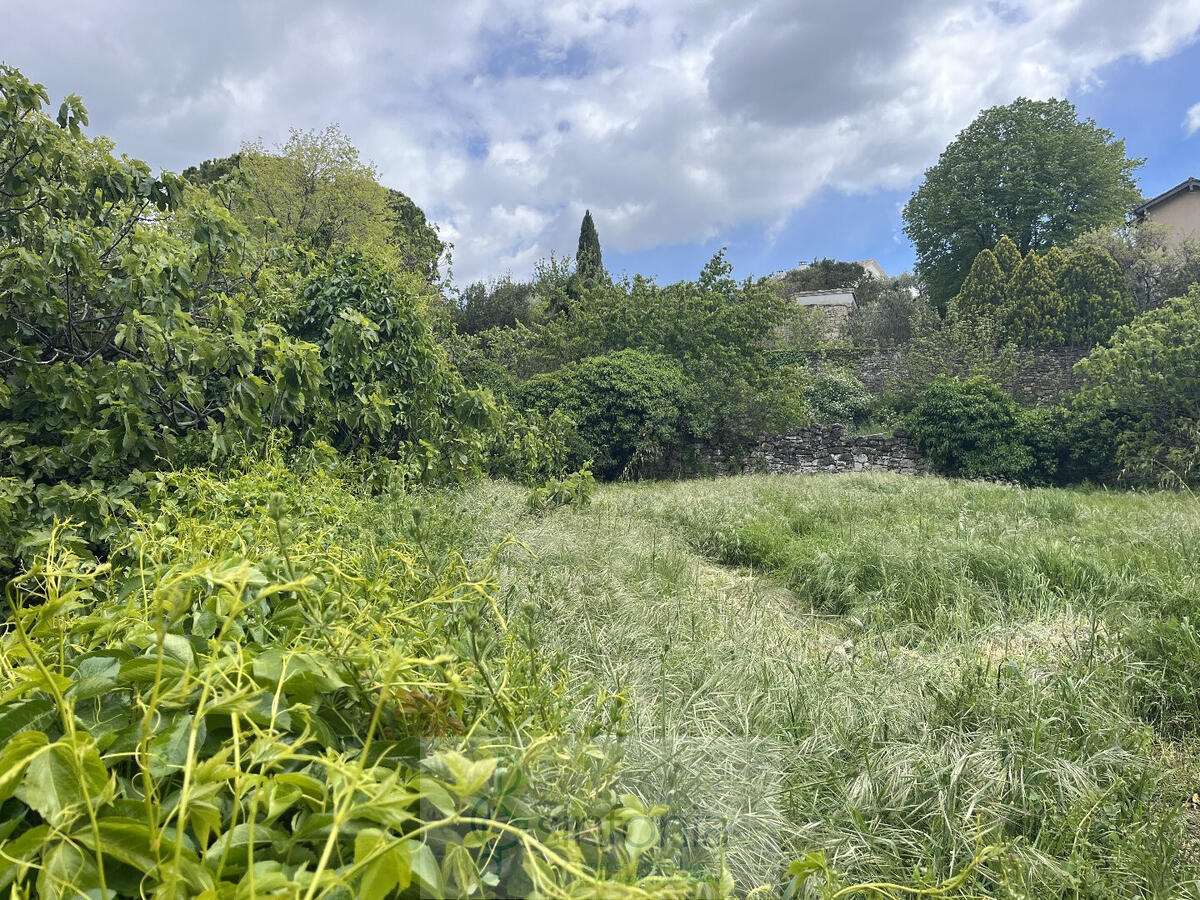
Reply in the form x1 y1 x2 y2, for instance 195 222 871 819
15 735 108 826
625 815 658 859
0 729 50 803
0 697 57 744
401 839 443 899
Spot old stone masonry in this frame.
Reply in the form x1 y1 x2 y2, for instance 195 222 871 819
710 424 926 476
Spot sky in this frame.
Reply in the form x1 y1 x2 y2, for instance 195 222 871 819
3 1 1200 285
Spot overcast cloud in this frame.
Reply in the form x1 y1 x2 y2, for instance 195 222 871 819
3 0 1200 281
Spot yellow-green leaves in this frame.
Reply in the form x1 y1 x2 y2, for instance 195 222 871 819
14 734 110 828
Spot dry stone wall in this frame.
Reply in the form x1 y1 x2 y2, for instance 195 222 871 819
707 425 926 476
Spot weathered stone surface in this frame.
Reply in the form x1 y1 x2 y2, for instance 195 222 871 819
705 425 927 476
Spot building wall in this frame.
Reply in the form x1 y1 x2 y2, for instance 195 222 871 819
1144 189 1200 248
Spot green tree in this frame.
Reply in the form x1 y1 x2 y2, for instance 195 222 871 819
1004 250 1068 346
772 258 866 294
1076 286 1200 485
576 209 603 281
238 125 394 255
185 146 444 280
903 98 1142 310
1057 246 1136 346
1073 222 1200 312
455 276 536 335
517 350 691 479
993 235 1022 278
950 248 1008 324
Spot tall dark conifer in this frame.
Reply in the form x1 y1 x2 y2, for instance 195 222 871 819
576 209 603 280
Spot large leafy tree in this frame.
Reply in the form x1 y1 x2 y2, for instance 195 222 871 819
0 65 320 491
185 129 445 280
903 98 1142 310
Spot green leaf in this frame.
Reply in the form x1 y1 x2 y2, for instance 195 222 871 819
15 736 109 826
624 815 658 859
0 730 50 802
354 828 411 900
401 839 443 899
0 697 56 745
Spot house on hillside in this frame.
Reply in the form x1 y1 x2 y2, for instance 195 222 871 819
790 288 857 338
1131 177 1200 247
768 259 886 339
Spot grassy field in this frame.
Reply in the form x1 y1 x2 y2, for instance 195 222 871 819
425 473 1200 897
5 466 1200 897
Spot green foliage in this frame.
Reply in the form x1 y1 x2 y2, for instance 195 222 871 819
190 131 444 280
906 376 1035 480
1076 286 1200 486
992 235 1022 278
847 274 936 347
0 461 704 898
526 464 596 512
903 97 1142 309
1058 245 1137 346
484 406 574 485
575 209 603 282
0 65 321 492
770 258 866 296
1074 221 1200 312
952 238 1137 349
1002 250 1068 346
805 367 873 425
455 277 536 335
284 253 497 480
386 187 446 282
950 248 1008 324
517 350 692 479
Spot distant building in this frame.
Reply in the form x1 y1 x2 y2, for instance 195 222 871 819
767 260 885 339
789 288 856 338
857 259 887 281
1131 177 1200 247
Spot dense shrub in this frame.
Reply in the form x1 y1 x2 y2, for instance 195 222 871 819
0 460 703 898
463 252 806 453
806 367 873 425
517 350 693 480
905 376 1035 480
1075 285 1200 486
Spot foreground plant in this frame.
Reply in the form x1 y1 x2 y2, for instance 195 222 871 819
0 462 713 898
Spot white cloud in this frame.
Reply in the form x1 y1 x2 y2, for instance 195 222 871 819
2 0 1200 280
1187 101 1200 134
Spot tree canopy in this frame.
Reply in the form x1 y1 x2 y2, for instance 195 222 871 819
185 127 445 280
903 97 1142 310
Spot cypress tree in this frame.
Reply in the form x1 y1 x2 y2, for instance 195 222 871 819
993 235 1022 278
576 209 603 281
1004 250 1067 346
1058 246 1136 347
951 248 1008 324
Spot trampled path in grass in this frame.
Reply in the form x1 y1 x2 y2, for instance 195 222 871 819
439 473 1200 897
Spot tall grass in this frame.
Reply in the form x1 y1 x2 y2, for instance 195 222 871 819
426 474 1200 897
